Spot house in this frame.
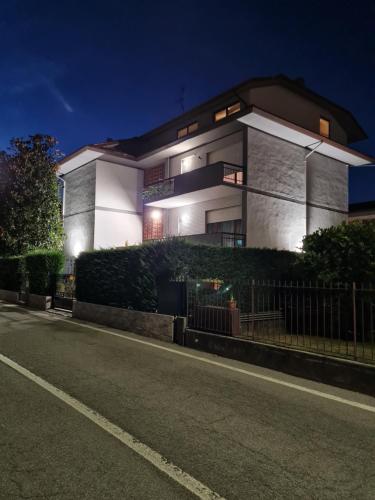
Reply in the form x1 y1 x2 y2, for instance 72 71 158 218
58 74 373 269
349 201 375 222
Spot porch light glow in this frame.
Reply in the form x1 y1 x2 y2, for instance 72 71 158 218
180 213 190 224
151 209 162 221
181 155 194 173
73 241 83 258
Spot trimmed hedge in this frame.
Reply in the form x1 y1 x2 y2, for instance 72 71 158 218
76 239 298 311
0 256 25 291
25 250 64 295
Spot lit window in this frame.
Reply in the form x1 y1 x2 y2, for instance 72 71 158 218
177 127 188 139
320 117 330 138
227 102 241 116
214 102 241 122
181 155 194 173
188 122 198 134
177 122 198 139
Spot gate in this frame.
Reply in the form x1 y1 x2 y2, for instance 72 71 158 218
52 274 76 311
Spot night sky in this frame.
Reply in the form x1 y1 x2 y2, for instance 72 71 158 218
0 0 374 202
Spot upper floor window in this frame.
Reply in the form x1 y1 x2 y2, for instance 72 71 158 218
214 102 241 123
320 117 330 138
177 121 198 139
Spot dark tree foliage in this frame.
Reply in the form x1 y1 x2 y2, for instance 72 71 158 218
300 221 375 283
0 135 63 256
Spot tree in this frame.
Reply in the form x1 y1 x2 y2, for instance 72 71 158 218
0 134 64 256
300 221 375 283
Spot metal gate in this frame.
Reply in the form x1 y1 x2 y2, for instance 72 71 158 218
52 274 76 311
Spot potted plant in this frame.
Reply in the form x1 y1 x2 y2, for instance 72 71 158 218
227 292 237 310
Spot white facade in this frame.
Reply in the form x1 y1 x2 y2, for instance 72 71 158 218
60 76 372 260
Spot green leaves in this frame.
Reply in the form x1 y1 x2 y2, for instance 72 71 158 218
0 134 64 256
301 221 375 283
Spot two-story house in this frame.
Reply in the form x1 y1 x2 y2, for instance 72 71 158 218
58 74 373 268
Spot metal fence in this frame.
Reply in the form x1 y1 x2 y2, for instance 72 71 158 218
186 279 375 364
52 274 76 311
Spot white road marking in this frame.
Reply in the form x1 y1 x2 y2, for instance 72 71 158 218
53 316 375 415
0 352 224 500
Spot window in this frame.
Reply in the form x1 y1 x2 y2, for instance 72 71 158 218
181 155 195 173
320 117 330 138
214 102 241 122
177 121 198 139
207 219 243 234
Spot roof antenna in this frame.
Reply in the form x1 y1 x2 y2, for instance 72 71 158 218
177 85 186 112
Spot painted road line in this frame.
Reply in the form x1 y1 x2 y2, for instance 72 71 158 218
55 316 375 414
0 352 224 500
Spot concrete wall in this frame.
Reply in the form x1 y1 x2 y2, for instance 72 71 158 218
249 85 348 145
169 131 243 177
245 128 347 250
166 193 242 236
306 152 348 234
246 128 306 251
63 161 97 258
73 301 174 343
247 192 306 250
94 160 143 249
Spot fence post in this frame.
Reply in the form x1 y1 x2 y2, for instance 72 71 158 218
251 279 255 338
352 282 357 360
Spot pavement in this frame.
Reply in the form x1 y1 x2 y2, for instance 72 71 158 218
0 301 375 499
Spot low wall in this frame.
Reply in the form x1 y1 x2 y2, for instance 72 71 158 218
28 294 52 310
73 301 174 343
0 289 19 303
184 329 375 397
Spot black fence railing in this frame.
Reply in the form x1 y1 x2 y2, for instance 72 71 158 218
186 279 375 364
52 274 76 311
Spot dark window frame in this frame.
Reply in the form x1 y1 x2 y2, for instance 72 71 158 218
177 121 199 139
214 101 241 123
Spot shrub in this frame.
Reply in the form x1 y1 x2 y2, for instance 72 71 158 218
76 239 298 311
0 256 25 291
301 220 375 283
25 249 64 295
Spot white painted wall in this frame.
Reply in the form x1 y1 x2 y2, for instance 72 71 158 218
166 193 242 236
94 160 143 248
94 210 143 248
169 131 243 177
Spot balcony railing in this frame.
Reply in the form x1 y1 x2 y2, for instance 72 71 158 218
142 161 244 204
184 232 245 248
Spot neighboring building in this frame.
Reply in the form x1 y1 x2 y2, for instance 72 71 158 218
58 74 373 267
349 201 375 222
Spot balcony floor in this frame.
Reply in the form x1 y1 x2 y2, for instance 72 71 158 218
145 184 241 208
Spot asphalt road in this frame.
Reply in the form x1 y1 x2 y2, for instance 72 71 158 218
0 302 375 499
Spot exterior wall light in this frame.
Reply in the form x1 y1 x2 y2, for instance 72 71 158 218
151 209 162 221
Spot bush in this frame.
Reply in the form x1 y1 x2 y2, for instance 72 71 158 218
76 239 298 311
301 220 375 283
0 256 25 291
25 249 64 295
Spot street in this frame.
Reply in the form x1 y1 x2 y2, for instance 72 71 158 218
0 302 375 499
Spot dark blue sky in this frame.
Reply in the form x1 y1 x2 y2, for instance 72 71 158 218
0 0 374 202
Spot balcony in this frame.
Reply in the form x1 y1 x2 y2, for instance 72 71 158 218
143 161 244 208
183 232 246 248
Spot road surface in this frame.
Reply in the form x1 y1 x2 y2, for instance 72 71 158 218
0 301 375 499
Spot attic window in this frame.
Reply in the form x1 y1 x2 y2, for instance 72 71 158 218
214 102 241 122
177 122 198 139
320 117 330 138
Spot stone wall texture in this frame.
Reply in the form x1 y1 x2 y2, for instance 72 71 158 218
73 301 174 343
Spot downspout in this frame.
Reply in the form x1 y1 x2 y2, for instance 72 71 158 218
304 140 323 236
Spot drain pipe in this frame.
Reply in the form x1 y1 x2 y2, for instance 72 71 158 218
305 140 323 160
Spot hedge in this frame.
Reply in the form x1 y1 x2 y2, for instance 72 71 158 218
76 239 298 311
25 250 64 295
0 256 25 291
